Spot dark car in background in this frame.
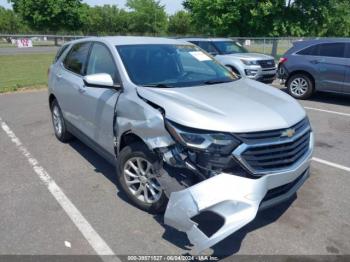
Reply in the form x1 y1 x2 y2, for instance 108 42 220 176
278 39 350 99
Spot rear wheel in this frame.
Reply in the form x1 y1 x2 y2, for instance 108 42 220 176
50 100 73 142
287 74 314 99
117 142 168 214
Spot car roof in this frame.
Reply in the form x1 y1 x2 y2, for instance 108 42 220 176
293 38 350 48
178 37 233 42
65 36 191 46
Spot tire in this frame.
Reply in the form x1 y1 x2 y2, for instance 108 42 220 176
50 100 73 142
287 73 314 100
116 142 168 214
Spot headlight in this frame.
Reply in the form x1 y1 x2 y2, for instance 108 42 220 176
240 59 259 66
165 120 241 154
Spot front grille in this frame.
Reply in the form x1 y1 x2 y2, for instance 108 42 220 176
236 119 311 173
262 170 307 202
237 118 309 144
257 59 275 68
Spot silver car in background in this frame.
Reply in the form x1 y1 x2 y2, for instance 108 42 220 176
48 36 313 253
180 38 277 83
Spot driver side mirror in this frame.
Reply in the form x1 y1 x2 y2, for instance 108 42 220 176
83 73 121 89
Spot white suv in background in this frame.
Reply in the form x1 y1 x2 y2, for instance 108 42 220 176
180 38 277 83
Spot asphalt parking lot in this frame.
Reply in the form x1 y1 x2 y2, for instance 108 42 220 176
0 87 350 259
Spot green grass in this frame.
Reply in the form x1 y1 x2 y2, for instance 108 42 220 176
0 43 14 48
0 53 55 93
0 44 285 94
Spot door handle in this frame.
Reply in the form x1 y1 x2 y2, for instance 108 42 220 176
56 73 62 78
310 60 320 64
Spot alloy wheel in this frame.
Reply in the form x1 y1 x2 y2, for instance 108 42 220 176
290 77 309 97
52 106 63 136
123 157 162 204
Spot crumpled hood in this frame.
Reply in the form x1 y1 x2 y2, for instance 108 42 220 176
136 78 306 133
223 52 274 60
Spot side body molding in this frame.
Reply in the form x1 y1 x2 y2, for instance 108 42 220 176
164 174 268 254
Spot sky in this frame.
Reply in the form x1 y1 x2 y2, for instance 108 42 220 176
0 0 184 14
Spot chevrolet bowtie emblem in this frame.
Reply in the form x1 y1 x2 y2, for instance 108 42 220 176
281 128 296 138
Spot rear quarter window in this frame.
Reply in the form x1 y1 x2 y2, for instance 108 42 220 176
55 44 70 62
297 45 319 56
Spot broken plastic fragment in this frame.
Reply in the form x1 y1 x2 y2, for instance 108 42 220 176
164 173 267 254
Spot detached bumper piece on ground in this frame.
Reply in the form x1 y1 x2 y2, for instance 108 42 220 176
164 160 311 254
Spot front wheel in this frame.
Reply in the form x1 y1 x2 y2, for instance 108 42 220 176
116 142 168 214
287 74 314 99
50 100 73 142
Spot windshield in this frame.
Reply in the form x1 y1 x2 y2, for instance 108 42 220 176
116 44 237 88
213 41 248 55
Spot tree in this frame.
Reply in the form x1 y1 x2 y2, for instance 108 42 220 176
183 0 295 37
0 7 27 33
325 0 350 37
168 11 193 35
292 0 350 37
183 0 350 37
9 0 84 33
81 5 131 35
126 0 168 35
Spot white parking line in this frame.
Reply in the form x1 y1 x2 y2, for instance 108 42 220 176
304 107 350 117
312 157 350 172
0 117 118 260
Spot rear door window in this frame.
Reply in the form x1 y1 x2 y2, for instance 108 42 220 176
318 43 345 58
345 43 350 58
63 42 91 75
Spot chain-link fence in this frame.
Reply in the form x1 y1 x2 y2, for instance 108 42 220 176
230 37 322 59
1 34 346 58
0 34 86 49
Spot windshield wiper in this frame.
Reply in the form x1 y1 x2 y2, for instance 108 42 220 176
204 79 234 85
143 83 174 88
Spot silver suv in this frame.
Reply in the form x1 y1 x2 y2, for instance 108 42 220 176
48 36 313 253
180 38 277 83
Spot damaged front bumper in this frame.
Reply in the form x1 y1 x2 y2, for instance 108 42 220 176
164 151 312 253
